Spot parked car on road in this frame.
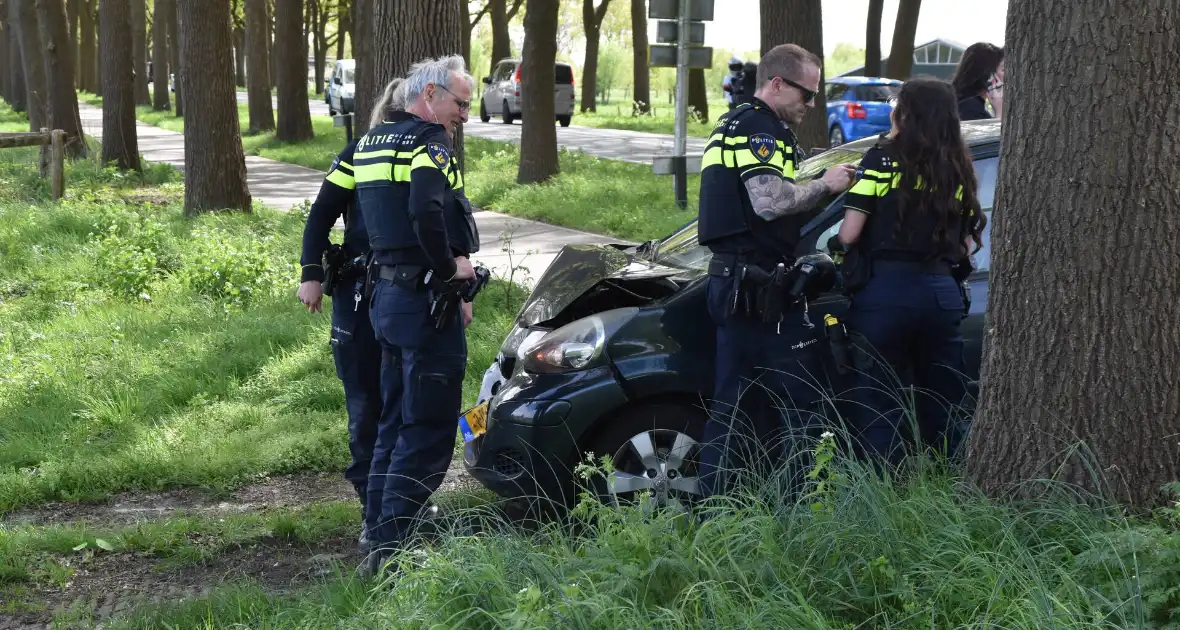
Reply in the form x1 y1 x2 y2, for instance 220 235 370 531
327 59 355 116
461 120 1001 512
825 76 902 147
479 58 576 127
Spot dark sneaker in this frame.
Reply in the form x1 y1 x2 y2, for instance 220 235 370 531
357 523 370 555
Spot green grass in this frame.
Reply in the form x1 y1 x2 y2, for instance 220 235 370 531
0 102 525 514
96 451 1180 629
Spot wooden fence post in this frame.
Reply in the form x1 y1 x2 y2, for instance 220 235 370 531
50 130 65 201
39 127 50 177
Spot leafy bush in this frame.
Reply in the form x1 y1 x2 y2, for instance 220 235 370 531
177 226 291 309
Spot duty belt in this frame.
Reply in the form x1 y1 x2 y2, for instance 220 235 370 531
871 259 953 276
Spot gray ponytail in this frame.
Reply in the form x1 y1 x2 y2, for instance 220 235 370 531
368 77 406 130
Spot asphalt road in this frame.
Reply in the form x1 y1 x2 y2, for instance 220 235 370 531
235 92 708 165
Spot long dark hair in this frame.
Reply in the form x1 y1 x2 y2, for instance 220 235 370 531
889 77 986 257
952 42 1003 99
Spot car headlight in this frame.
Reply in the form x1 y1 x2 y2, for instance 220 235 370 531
519 307 638 374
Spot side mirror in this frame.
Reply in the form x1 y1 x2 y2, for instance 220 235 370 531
334 76 342 85
482 76 492 84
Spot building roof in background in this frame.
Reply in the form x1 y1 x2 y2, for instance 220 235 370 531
836 38 969 79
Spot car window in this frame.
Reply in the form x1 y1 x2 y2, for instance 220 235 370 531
855 84 900 102
342 68 354 83
814 155 1000 271
825 84 847 101
555 64 574 84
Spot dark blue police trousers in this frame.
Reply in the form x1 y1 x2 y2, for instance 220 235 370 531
365 278 466 551
699 273 827 498
847 268 970 466
330 280 382 509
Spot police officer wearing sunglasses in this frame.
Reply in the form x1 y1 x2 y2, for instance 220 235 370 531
696 44 857 498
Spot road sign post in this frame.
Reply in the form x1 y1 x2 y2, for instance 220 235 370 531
673 0 689 209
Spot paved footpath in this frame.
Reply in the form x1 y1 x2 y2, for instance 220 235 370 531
235 92 708 165
77 103 625 284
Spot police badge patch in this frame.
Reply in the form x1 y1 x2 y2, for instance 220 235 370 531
749 133 776 163
427 142 450 168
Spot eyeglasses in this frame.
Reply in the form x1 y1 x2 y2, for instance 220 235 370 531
775 76 817 104
437 84 471 111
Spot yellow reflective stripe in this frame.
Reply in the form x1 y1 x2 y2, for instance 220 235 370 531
955 184 963 200
733 148 785 169
336 160 353 170
849 178 877 196
701 146 724 169
353 162 392 183
326 168 355 190
353 149 419 161
410 151 444 171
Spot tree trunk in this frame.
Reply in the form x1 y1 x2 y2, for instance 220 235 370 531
36 0 87 156
351 0 372 133
630 0 648 114
130 0 147 104
245 0 273 132
175 0 251 214
234 25 246 87
167 0 180 115
99 0 139 170
266 1 275 90
7 11 28 113
335 0 347 60
865 0 882 76
488 0 514 75
77 0 95 91
151 0 169 109
579 0 609 113
13 0 47 130
885 0 920 80
966 0 1180 508
309 0 325 95
687 67 707 123
759 0 826 151
273 0 312 141
517 0 558 184
460 0 469 66
66 0 77 87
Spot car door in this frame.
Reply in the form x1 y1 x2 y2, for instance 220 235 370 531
488 62 508 112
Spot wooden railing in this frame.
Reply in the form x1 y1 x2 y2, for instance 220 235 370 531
0 128 66 200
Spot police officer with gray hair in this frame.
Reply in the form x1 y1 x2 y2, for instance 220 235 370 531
354 55 482 577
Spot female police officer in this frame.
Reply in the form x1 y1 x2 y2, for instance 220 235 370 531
297 77 409 551
836 77 987 467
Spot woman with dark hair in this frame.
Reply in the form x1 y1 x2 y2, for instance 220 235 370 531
951 42 1004 120
835 77 987 467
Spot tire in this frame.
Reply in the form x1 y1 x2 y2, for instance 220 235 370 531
480 100 490 123
829 125 845 147
582 402 708 511
502 100 514 124
329 107 338 116
557 115 571 127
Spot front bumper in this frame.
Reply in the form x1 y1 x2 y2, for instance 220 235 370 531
341 96 355 113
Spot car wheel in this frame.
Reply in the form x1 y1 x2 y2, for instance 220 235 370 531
586 402 707 512
480 100 491 123
329 107 338 116
502 100 514 124
829 125 845 147
557 115 571 127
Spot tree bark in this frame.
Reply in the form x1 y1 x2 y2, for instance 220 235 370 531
36 0 87 157
167 0 180 115
13 0 47 130
99 0 139 170
630 0 648 114
865 0 883 77
130 0 147 104
687 67 707 123
234 25 246 87
335 0 347 60
274 0 312 141
966 0 1180 508
175 0 251 214
460 0 470 66
308 0 326 95
885 0 920 80
267 0 275 89
76 0 95 91
245 0 273 132
351 0 372 133
517 0 558 184
151 0 169 109
488 0 521 75
759 0 826 151
66 0 77 86
579 0 609 113
6 8 29 113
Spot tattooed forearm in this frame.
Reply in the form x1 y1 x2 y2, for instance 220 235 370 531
744 174 829 221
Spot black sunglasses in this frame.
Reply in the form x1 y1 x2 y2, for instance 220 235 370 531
775 76 817 103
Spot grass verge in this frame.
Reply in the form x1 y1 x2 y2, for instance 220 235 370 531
97 446 1180 629
0 101 525 514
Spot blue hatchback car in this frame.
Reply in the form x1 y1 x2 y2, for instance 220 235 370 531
825 76 902 147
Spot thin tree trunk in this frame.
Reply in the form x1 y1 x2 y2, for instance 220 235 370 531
687 67 707 123
966 0 1180 509
15 0 48 131
460 0 470 67
760 0 826 151
151 0 169 109
274 0 312 141
66 0 77 87
864 0 883 77
167 0 180 115
351 0 372 133
77 0 96 91
517 0 558 184
488 0 507 74
630 0 648 114
99 0 139 169
309 0 325 95
335 0 347 60
36 0 87 156
130 0 147 104
245 0 273 132
234 25 246 87
885 0 921 80
175 0 251 214
579 0 609 113
267 1 276 90
7 8 28 112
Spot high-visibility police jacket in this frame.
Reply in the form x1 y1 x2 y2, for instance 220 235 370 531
697 97 806 262
299 139 367 283
353 111 477 280
843 137 974 264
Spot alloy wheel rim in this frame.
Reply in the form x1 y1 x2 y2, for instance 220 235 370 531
607 429 701 512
